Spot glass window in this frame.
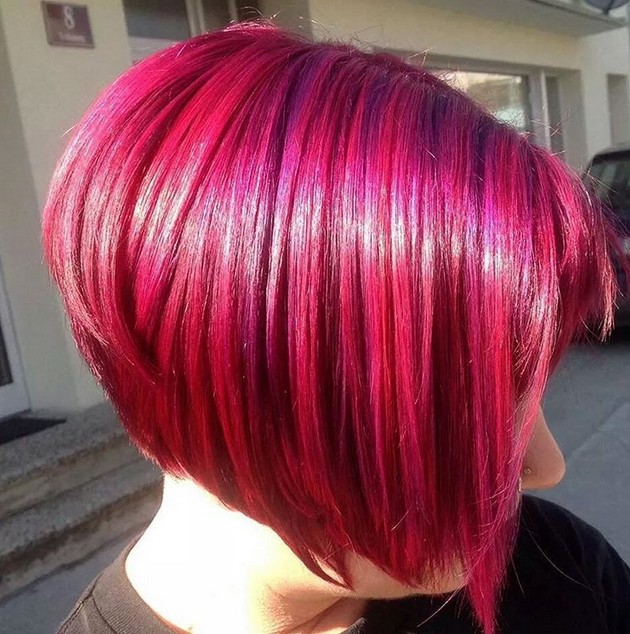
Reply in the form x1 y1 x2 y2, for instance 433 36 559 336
588 156 630 226
123 0 191 41
202 0 232 31
0 323 12 388
436 70 531 133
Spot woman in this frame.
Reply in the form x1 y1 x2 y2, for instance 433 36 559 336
44 21 629 634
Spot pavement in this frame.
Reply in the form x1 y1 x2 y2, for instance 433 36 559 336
537 329 630 562
0 531 137 634
1 332 630 633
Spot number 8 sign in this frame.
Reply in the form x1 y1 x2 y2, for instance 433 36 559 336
41 2 94 49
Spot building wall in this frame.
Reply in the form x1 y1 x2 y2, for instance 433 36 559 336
580 27 630 154
0 21 71 415
0 0 132 414
0 0 629 417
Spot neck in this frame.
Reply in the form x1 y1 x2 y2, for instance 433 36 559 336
124 475 367 634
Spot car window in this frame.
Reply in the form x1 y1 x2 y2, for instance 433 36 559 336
588 156 630 225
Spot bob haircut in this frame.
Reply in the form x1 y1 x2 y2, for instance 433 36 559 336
42 21 619 633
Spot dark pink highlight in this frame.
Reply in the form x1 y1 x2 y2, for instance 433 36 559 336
42 22 618 633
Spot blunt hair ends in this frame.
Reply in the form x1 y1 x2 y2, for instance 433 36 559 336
42 21 619 633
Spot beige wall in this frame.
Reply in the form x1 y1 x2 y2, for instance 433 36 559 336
0 22 70 415
1 0 132 209
0 0 132 414
307 1 584 68
1 0 629 416
579 28 630 155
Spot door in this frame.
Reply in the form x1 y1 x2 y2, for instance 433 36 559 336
0 262 29 420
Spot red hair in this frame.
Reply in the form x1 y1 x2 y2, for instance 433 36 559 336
41 21 618 633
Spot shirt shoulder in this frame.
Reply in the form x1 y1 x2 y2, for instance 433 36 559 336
354 496 630 633
55 576 109 634
55 531 177 634
501 495 630 633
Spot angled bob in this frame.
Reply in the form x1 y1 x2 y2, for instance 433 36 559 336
42 21 618 633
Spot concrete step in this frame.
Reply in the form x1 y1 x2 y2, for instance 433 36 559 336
0 458 163 601
0 403 141 520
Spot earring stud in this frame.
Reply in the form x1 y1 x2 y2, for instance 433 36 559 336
518 467 532 493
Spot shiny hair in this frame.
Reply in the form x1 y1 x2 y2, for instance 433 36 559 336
41 21 618 633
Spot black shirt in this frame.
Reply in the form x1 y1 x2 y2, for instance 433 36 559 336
56 495 630 633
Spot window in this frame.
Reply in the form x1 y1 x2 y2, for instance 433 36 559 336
123 0 191 41
436 70 531 133
589 155 630 225
123 0 260 62
0 323 12 388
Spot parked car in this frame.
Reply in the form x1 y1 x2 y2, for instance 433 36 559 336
585 144 630 326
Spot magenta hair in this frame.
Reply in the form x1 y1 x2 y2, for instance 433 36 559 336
41 21 619 633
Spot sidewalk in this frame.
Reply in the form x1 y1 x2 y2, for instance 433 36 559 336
1 532 136 634
537 334 630 563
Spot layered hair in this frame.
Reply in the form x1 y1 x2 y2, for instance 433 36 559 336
42 21 618 633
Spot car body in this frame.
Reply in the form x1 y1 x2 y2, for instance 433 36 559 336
585 144 630 326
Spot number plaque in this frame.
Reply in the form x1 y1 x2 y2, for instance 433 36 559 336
41 2 94 49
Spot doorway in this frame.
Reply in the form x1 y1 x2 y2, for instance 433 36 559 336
0 261 29 420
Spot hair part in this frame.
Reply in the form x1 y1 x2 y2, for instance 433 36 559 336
42 21 619 633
